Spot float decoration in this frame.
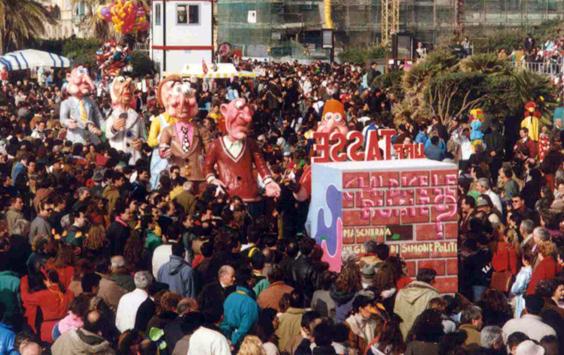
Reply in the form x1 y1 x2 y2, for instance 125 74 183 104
97 0 149 35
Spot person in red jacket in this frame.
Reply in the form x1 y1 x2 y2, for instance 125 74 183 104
20 269 74 343
492 231 518 276
527 241 560 295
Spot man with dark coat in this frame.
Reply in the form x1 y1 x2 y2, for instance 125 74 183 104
106 202 131 256
198 265 236 315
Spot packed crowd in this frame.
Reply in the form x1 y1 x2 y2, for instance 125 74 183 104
506 33 564 97
0 58 561 355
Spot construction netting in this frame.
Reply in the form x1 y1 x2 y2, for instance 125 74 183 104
217 0 564 57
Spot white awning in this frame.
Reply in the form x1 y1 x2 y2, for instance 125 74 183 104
178 63 256 79
0 49 71 71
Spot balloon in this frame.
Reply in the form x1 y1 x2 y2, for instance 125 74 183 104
100 0 149 34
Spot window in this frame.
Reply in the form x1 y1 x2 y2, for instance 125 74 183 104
176 4 199 25
155 4 161 26
75 1 86 17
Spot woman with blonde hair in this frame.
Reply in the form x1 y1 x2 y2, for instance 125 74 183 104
527 240 559 295
238 335 267 355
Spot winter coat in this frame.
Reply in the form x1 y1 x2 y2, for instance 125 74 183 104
510 265 532 318
0 322 16 355
197 281 234 315
20 276 74 343
51 328 115 355
527 256 560 295
257 281 294 312
459 323 481 346
492 241 518 275
393 280 440 339
330 286 356 323
157 255 195 298
220 286 259 346
276 307 307 354
0 271 21 324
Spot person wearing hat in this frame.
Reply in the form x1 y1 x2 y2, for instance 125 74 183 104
89 168 106 198
475 194 502 228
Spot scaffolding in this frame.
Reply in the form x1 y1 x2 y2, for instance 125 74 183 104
381 0 400 47
216 0 564 58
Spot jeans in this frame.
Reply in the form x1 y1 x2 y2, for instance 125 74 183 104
472 285 487 302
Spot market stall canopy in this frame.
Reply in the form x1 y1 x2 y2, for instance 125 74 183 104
176 63 256 79
0 49 71 71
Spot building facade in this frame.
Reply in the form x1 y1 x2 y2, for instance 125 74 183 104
150 0 213 75
39 0 90 39
217 0 564 58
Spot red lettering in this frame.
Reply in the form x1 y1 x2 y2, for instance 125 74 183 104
365 130 382 161
329 132 347 162
393 144 406 159
312 132 330 163
346 131 364 161
378 129 396 160
412 143 425 158
312 129 425 162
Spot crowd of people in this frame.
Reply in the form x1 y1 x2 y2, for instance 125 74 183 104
0 56 561 355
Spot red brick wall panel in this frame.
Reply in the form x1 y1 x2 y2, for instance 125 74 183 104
419 259 446 275
434 277 458 293
343 172 370 189
400 171 430 187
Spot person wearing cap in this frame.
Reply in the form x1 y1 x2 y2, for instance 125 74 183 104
502 295 556 343
394 268 440 339
115 271 153 333
475 194 502 228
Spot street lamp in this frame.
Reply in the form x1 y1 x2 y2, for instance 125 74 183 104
322 28 334 63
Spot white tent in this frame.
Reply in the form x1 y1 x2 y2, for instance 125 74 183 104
177 63 256 79
0 49 71 71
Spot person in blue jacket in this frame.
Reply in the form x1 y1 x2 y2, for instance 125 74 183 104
0 305 16 355
220 268 259 346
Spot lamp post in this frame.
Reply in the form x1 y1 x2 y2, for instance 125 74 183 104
322 28 334 63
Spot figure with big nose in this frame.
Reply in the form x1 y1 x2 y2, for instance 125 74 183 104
105 76 146 164
60 66 103 145
204 98 281 217
158 75 209 191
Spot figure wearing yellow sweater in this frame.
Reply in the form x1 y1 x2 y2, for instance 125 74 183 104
148 112 176 189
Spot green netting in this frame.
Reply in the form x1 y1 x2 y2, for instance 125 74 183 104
217 0 564 57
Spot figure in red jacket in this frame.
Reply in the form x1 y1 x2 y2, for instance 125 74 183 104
204 98 280 208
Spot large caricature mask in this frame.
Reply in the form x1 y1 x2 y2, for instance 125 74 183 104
157 75 198 120
318 99 349 136
110 76 134 108
221 98 254 141
66 66 95 98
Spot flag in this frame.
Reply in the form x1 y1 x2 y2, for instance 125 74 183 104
202 59 208 75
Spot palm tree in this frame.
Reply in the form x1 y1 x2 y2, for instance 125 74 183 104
0 0 57 54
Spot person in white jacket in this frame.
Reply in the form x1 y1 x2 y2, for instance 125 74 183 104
105 76 146 164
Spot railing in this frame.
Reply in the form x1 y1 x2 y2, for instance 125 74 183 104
520 60 563 78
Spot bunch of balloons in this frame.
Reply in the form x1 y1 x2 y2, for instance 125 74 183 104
97 0 149 35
